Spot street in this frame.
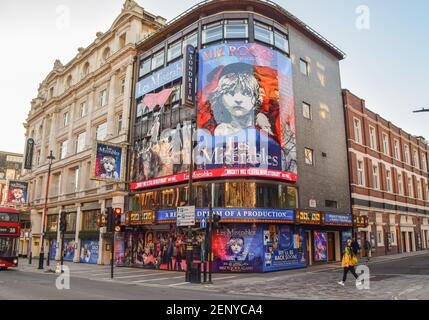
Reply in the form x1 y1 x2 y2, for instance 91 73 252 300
1 251 428 300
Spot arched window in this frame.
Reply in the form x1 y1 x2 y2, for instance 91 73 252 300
102 47 111 63
65 75 72 89
82 62 90 77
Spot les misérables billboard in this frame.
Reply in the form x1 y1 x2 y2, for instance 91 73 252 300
131 42 296 190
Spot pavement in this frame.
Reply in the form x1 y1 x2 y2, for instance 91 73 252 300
2 250 429 300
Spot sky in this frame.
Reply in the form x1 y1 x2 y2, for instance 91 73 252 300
0 0 428 154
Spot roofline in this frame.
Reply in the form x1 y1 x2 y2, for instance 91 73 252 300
137 0 346 60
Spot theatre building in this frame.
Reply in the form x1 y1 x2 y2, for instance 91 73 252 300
343 89 429 257
120 0 352 272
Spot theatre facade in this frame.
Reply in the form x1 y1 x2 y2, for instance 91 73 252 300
118 0 352 272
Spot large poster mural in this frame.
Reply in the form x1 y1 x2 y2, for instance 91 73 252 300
212 224 263 272
63 239 75 261
313 231 328 262
80 240 99 264
7 180 28 206
263 225 306 272
196 42 296 177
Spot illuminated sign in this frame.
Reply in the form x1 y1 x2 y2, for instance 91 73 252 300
127 211 155 225
0 226 18 235
182 45 196 107
354 215 368 228
136 59 183 99
296 211 321 225
324 213 353 226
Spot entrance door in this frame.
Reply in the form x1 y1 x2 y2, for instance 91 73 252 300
327 232 335 262
409 232 413 252
306 231 312 266
361 232 367 257
401 232 407 253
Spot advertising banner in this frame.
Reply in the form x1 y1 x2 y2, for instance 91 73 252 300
6 180 28 206
212 224 263 272
341 230 353 252
324 213 353 226
24 138 35 170
196 42 296 180
92 142 124 182
263 225 306 272
50 241 57 260
156 208 295 223
313 231 328 262
114 232 125 266
80 240 99 264
63 239 75 261
136 59 183 99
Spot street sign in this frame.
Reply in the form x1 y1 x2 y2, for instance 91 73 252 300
177 206 196 227
200 218 207 229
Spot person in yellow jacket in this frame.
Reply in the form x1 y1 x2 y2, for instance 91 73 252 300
338 238 359 286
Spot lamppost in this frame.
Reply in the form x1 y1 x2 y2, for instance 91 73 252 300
38 150 55 269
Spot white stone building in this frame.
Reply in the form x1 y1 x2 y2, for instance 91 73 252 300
21 0 165 265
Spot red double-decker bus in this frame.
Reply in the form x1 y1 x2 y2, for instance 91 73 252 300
0 207 20 270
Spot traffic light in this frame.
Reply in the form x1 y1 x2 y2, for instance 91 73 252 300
114 208 122 231
213 214 221 229
59 211 67 233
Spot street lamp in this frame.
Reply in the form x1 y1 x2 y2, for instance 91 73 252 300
38 150 55 270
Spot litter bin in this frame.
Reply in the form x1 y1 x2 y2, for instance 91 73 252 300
190 262 201 283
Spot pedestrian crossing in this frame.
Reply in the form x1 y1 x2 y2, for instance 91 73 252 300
17 260 241 289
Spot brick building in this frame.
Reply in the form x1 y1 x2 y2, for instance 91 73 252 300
343 89 429 257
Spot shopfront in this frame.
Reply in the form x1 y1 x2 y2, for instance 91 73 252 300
296 211 353 266
79 206 101 264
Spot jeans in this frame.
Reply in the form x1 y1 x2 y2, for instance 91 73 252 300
343 266 358 282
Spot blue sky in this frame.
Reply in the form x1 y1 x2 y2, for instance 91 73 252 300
0 0 428 153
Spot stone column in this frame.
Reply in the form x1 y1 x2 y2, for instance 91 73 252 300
120 62 133 136
67 101 76 156
106 73 118 139
48 112 58 158
40 117 48 163
73 204 82 263
85 90 95 147
55 207 62 261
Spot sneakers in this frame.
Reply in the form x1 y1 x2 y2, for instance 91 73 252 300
338 281 345 286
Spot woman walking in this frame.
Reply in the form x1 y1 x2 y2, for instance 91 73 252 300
338 238 359 286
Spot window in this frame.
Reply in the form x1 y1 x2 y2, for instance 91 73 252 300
79 102 87 118
65 75 72 89
413 150 419 168
81 210 99 231
386 169 392 192
408 177 413 198
117 114 123 134
96 122 107 141
50 173 61 196
102 47 110 62
167 41 182 62
299 59 309 76
100 89 108 107
119 33 126 48
254 22 273 44
426 182 429 200
70 167 79 193
404 144 410 164
76 132 86 153
183 32 198 50
49 87 54 98
325 200 338 208
139 58 151 77
382 133 389 155
65 212 76 232
82 62 90 77
394 139 400 160
202 22 223 44
171 84 181 104
60 140 68 160
36 150 41 166
353 118 362 144
151 50 165 70
274 30 289 53
417 180 423 199
372 165 379 189
120 78 125 95
302 102 312 120
224 20 248 39
421 153 427 172
304 148 314 165
46 215 58 232
357 160 364 186
377 230 384 246
398 173 404 195
63 112 69 127
369 126 377 150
